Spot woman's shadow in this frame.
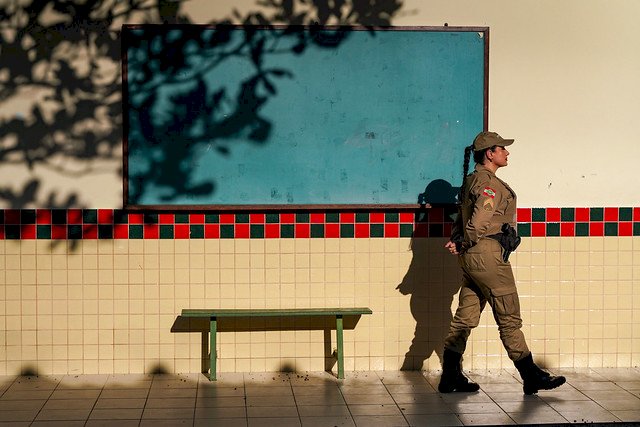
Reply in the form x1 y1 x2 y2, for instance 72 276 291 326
397 180 463 370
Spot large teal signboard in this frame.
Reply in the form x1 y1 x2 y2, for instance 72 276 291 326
123 25 488 209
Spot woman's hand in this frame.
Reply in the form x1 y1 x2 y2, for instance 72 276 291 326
444 240 459 255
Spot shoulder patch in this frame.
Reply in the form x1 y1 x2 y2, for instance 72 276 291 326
483 187 496 199
483 199 495 211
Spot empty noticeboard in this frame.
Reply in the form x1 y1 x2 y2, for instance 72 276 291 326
123 25 488 209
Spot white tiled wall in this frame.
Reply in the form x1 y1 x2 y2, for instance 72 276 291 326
1 237 639 375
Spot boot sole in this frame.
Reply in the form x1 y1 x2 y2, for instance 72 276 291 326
523 377 566 395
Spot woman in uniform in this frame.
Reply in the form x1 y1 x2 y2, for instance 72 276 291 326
438 131 566 395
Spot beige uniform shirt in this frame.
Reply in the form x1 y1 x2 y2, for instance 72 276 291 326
453 164 517 248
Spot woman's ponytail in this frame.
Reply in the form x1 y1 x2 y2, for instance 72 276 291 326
459 144 474 203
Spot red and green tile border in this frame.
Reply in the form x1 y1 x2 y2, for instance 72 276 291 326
1 207 640 240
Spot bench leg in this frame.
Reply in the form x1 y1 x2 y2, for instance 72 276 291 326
336 315 344 379
210 317 217 381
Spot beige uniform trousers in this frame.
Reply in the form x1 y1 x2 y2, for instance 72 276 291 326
444 238 529 362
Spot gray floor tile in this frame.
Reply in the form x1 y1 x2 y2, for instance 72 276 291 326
295 393 346 406
559 410 621 423
139 419 194 426
348 404 402 416
194 406 246 418
595 399 640 411
507 409 568 424
298 404 351 417
399 402 455 415
93 398 147 409
85 421 140 427
612 410 640 422
352 414 409 426
88 408 144 420
247 405 299 418
34 409 92 421
0 410 38 422
393 393 445 405
405 413 463 426
49 389 102 399
99 388 150 399
145 397 196 408
247 417 301 426
452 402 505 414
457 412 515 425
195 418 248 427
0 399 46 411
142 407 195 419
42 398 96 410
196 396 247 407
343 393 395 405
300 415 355 427
30 421 85 427
0 390 53 400
246 395 296 407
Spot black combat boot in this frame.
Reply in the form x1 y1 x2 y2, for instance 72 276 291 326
438 349 480 393
514 353 566 395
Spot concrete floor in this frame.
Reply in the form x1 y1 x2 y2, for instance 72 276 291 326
1 368 640 426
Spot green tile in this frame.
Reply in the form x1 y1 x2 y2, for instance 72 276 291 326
83 209 97 224
400 224 413 237
311 224 324 238
98 225 112 239
295 213 309 223
250 225 264 239
191 225 204 238
634 223 640 236
266 213 280 223
143 213 158 224
340 224 354 238
590 207 603 221
160 225 174 239
619 207 633 221
325 213 339 223
547 223 560 237
385 212 399 222
517 223 531 237
113 210 128 224
21 209 36 224
175 214 189 223
220 225 235 238
355 213 369 223
68 225 82 239
129 225 143 239
604 222 618 236
560 208 575 221
5 225 20 239
37 225 51 239
575 222 589 237
205 214 219 223
370 224 384 238
235 214 249 223
281 224 294 238
532 208 545 222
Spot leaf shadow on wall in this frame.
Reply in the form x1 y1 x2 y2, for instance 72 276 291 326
397 206 463 371
0 0 404 211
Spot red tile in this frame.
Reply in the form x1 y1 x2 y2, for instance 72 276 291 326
83 224 97 239
0 226 4 239
429 207 444 222
21 224 36 239
98 209 113 224
325 223 340 238
5 209 20 224
355 224 369 238
399 212 414 223
235 224 249 238
265 224 279 238
68 209 83 224
113 224 128 239
159 214 174 224
310 213 325 224
546 208 560 222
531 223 546 237
634 207 640 221
36 209 52 224
144 224 159 239
414 223 428 237
204 224 220 238
370 213 385 223
517 208 531 222
190 214 205 224
575 208 590 222
52 225 67 239
619 222 632 236
129 213 144 224
220 214 235 224
340 212 355 223
175 224 189 239
560 222 575 237
385 223 399 238
250 213 265 224
295 223 310 238
604 207 618 222
280 213 295 223
589 222 604 237
443 223 453 238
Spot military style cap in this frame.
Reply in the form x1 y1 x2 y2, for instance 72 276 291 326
473 131 514 151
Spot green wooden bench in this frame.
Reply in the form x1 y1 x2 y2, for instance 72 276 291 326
180 307 373 380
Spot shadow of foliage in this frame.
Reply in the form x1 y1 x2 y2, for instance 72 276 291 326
0 0 403 209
